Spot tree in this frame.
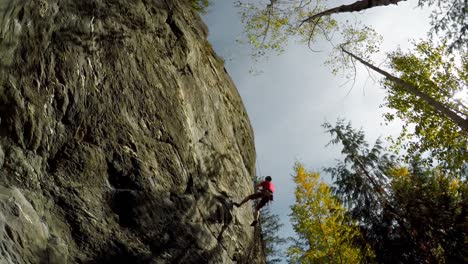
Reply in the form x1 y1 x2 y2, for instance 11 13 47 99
322 120 408 262
382 42 468 171
324 120 466 263
418 0 468 51
303 0 467 51
237 0 467 55
335 42 468 172
236 0 338 57
389 161 466 263
338 43 468 130
259 206 287 263
288 163 367 263
323 120 394 219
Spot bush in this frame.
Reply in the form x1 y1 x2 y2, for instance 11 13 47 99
191 0 210 14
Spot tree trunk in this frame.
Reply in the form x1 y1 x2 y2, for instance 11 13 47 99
341 46 468 132
302 0 405 24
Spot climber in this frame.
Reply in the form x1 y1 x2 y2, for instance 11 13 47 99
234 176 274 226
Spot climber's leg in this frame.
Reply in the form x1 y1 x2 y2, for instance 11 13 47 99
234 192 262 207
250 209 260 226
250 195 269 226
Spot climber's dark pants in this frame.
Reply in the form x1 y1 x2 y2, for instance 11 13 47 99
247 190 273 210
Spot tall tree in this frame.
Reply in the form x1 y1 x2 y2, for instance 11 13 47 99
288 163 367 263
324 120 466 263
323 120 394 219
383 42 467 171
337 42 468 171
339 44 468 132
389 161 467 263
259 206 287 263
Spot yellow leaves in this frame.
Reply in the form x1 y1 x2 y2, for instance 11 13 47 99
448 178 461 193
389 166 411 191
274 18 288 30
389 166 409 178
289 163 366 263
294 163 320 198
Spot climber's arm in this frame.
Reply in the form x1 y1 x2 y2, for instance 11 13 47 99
254 182 263 190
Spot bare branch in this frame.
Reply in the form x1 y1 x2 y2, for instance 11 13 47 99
301 0 405 25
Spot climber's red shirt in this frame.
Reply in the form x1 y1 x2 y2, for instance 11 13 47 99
260 180 275 193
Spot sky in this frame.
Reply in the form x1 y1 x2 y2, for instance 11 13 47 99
203 1 433 261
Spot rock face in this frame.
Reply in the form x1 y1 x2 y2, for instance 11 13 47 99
0 0 264 263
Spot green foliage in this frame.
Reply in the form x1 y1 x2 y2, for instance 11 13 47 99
259 206 287 264
418 0 468 52
323 120 466 263
383 41 468 172
288 163 368 263
191 0 210 14
325 24 383 79
235 0 338 59
323 119 393 219
389 161 466 263
236 0 466 60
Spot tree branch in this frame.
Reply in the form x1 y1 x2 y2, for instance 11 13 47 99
301 0 405 25
341 46 468 132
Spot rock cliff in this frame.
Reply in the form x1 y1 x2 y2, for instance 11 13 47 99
0 0 264 263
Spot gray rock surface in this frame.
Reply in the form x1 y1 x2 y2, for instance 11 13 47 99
0 0 264 263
